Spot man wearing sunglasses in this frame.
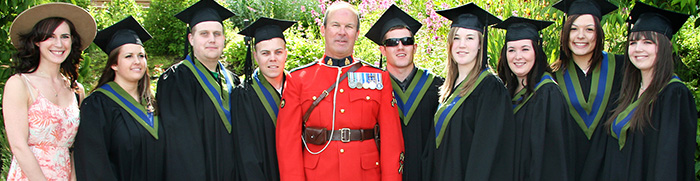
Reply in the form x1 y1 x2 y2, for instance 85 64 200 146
365 4 444 181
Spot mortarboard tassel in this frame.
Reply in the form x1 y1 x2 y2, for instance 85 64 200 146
244 38 253 85
482 24 489 68
183 26 190 59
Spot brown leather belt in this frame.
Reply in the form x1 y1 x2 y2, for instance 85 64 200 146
328 128 375 142
303 127 378 145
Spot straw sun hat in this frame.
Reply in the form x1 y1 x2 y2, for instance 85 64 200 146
9 2 97 51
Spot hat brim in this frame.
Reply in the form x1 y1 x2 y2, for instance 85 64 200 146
10 2 97 51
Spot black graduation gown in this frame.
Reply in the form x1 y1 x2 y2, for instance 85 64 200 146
602 82 697 181
390 67 443 181
156 58 240 180
554 53 624 181
231 73 283 181
512 82 574 181
423 74 515 181
74 92 165 180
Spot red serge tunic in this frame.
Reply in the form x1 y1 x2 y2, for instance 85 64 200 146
276 57 404 181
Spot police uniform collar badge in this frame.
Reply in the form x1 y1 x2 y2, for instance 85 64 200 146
323 55 353 67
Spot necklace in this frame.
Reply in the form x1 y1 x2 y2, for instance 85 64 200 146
36 71 61 97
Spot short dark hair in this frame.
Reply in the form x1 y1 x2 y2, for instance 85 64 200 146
381 25 413 42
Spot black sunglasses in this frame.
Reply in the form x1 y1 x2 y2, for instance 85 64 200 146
383 37 414 47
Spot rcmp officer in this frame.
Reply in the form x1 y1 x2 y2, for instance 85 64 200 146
364 5 443 181
276 1 405 181
233 17 296 181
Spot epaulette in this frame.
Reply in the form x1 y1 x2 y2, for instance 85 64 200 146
159 60 186 80
167 60 187 71
358 60 382 70
290 61 318 73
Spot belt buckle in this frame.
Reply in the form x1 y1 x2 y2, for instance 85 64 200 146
340 128 351 143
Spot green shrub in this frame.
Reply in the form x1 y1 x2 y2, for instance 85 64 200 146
142 0 198 57
227 0 320 35
90 0 143 30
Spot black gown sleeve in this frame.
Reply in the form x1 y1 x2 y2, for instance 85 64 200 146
464 76 515 181
525 84 574 180
649 83 697 180
74 93 118 181
156 65 207 179
421 120 436 181
232 85 267 180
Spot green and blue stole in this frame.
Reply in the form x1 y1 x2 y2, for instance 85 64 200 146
433 69 492 148
95 82 159 139
512 72 556 113
181 55 234 133
556 51 616 139
251 68 283 125
392 68 436 125
611 76 682 149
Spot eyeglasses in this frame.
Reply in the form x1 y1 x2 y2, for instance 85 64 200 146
383 37 414 47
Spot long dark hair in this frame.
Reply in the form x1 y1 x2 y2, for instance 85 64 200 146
12 17 82 89
551 14 605 73
94 46 158 115
605 31 674 132
497 39 551 99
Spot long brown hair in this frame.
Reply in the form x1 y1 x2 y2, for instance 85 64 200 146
551 14 605 72
497 39 551 98
605 31 674 132
12 17 83 89
94 45 158 115
439 27 485 102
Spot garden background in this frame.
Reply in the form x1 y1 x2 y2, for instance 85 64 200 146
1 0 698 179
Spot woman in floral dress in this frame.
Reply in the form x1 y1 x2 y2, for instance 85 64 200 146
3 2 95 180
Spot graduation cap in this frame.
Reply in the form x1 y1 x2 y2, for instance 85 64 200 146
436 3 501 33
628 1 690 39
437 3 501 68
552 0 618 20
93 16 152 55
238 17 296 45
174 0 234 58
238 17 296 83
364 4 422 46
493 16 554 42
175 0 234 27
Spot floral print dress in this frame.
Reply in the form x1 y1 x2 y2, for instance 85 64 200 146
7 74 80 181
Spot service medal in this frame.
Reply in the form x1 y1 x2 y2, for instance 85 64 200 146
369 74 377 90
348 73 356 88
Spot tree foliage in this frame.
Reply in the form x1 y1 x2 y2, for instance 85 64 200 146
142 0 197 57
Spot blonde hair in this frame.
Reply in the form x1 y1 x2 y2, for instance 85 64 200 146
439 27 485 102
